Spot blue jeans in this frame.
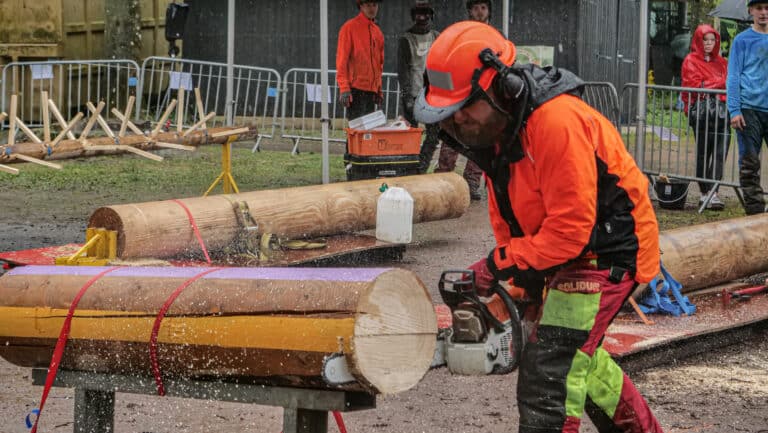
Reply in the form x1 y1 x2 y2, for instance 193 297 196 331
737 109 768 214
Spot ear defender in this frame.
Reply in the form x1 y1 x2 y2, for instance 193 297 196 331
478 48 526 104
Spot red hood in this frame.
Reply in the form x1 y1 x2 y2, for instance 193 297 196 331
689 24 721 60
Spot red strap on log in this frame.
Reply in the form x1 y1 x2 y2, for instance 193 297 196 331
31 266 123 433
149 267 222 396
171 199 212 264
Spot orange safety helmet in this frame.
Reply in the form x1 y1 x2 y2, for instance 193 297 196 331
414 21 516 124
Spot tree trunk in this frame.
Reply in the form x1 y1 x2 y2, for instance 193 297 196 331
656 213 768 293
105 0 141 61
88 172 470 259
0 265 437 394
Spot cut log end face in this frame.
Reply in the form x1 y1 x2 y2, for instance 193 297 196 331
352 268 437 394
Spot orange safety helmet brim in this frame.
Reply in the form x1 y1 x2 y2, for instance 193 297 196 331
414 21 515 124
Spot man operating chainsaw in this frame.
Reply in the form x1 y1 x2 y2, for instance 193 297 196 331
414 22 663 433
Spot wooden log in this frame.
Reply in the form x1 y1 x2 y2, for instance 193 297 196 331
655 212 768 292
0 265 437 394
0 126 256 162
88 172 470 259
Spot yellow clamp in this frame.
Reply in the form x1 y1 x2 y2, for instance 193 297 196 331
55 228 117 266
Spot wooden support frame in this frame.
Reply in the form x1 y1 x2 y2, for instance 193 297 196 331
110 108 146 137
118 96 136 138
0 164 19 175
31 368 376 433
12 153 62 170
41 91 51 142
14 116 43 144
194 87 207 131
9 95 17 146
86 101 116 139
151 99 178 137
182 112 216 137
48 100 76 140
177 86 186 133
79 101 105 140
51 113 84 148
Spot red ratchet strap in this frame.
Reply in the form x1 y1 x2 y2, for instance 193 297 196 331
31 266 123 433
171 199 212 264
332 410 348 433
149 267 222 396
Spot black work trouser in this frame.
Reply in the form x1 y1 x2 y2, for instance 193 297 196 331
345 88 377 122
689 112 730 195
737 108 768 215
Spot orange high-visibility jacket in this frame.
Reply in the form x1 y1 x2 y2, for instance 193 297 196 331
486 94 660 283
336 12 384 94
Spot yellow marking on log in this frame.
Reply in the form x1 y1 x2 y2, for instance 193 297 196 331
0 306 354 353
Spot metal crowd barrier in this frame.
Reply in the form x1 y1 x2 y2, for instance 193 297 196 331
4 57 768 213
1 59 140 130
138 57 281 147
619 83 768 211
581 81 621 127
619 84 735 184
276 68 401 154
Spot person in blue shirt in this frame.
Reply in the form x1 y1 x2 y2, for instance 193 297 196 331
727 0 768 215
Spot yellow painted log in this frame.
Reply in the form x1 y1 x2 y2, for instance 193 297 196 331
0 265 437 394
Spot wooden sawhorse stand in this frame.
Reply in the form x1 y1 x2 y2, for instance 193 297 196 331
31 369 376 433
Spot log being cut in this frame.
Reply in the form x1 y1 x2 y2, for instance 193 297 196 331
0 265 437 394
88 172 470 259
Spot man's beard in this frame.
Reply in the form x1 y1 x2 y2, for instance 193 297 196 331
440 109 509 150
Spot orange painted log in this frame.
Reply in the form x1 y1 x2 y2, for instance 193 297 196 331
88 172 470 259
0 265 437 394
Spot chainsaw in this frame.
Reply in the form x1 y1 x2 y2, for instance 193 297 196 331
437 270 526 375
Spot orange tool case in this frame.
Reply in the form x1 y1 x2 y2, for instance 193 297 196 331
344 127 423 180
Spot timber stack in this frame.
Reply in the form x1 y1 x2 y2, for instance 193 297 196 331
0 265 437 394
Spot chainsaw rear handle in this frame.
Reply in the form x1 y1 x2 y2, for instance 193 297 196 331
438 269 507 332
438 269 484 308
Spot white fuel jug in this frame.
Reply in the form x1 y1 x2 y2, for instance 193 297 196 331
375 185 414 244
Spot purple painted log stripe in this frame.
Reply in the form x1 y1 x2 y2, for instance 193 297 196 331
8 266 391 282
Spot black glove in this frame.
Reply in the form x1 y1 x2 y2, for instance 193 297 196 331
340 91 353 108
487 246 545 301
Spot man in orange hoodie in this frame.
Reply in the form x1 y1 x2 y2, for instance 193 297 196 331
336 0 385 122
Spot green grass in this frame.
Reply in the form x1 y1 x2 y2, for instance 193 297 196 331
2 144 348 199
